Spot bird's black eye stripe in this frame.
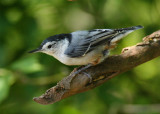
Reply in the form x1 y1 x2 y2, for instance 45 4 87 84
48 45 52 48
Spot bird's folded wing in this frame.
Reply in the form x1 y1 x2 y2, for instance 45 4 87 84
64 29 118 58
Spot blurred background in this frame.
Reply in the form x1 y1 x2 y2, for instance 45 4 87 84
0 0 160 113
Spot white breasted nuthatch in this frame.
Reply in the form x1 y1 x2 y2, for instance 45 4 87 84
29 25 143 77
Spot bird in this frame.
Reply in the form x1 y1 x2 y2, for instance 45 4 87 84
29 25 143 79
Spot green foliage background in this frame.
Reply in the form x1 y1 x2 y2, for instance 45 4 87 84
0 0 160 113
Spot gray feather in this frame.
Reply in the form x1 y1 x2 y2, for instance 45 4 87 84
64 25 143 58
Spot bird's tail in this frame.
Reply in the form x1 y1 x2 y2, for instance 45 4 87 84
110 25 143 43
116 25 144 31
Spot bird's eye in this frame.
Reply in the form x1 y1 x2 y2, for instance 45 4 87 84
48 45 52 49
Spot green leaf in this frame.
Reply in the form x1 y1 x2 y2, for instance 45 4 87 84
11 56 44 73
0 69 15 104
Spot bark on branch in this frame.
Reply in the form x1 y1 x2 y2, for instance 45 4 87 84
33 30 160 105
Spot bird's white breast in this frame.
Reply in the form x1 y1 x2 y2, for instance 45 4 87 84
48 36 105 65
53 41 104 65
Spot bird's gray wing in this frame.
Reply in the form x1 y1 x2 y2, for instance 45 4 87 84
64 29 118 58
64 26 143 58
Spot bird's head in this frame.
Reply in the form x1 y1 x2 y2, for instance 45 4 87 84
29 34 71 56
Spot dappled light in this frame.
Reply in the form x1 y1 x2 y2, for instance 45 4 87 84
0 0 160 113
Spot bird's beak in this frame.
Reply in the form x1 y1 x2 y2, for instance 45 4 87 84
28 47 42 53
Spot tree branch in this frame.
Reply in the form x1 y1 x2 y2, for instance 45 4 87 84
33 30 160 105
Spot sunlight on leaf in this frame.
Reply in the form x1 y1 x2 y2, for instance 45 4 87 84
0 69 15 103
133 59 158 80
11 56 44 73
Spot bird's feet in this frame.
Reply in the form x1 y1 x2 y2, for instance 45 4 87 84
82 72 92 83
71 64 93 83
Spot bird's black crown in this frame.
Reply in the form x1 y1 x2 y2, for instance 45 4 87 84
40 33 72 47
